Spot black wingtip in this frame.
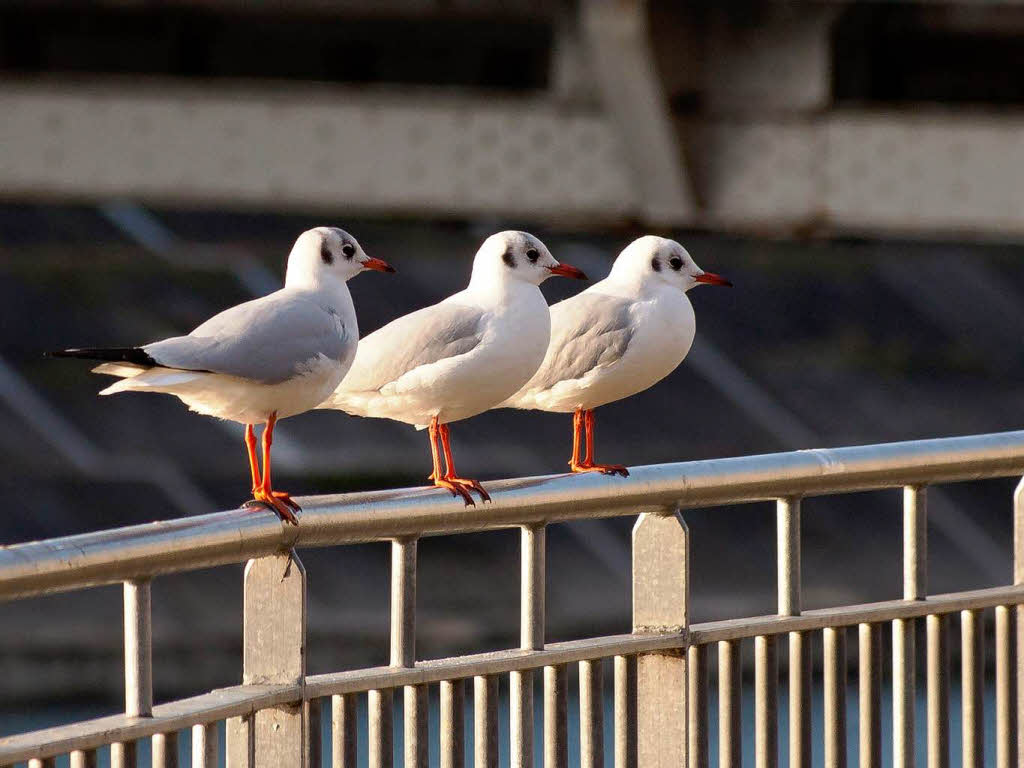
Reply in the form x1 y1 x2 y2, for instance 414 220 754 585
48 347 158 366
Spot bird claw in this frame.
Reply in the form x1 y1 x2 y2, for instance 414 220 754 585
433 478 476 506
447 476 492 502
569 462 630 478
244 490 300 525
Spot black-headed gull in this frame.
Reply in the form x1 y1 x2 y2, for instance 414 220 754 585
321 231 585 505
54 227 394 523
501 235 730 476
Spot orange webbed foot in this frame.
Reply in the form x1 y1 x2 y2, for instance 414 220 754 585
246 489 300 525
446 476 491 502
433 478 476 506
569 461 630 478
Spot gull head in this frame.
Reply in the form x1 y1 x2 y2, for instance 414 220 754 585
285 227 395 289
471 231 586 288
610 235 731 293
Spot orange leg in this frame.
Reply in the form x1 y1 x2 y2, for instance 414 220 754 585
568 408 584 469
246 412 300 524
245 424 260 493
568 409 629 477
439 423 491 503
426 417 475 505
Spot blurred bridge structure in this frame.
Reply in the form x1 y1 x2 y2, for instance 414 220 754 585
2 0 1024 235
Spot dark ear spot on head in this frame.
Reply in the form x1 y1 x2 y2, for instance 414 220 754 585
669 255 683 271
320 243 334 265
651 257 661 272
502 251 516 269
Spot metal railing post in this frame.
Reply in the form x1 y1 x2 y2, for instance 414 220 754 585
632 509 688 768
514 524 545 768
895 485 926 768
113 578 152 767
778 497 809 768
227 552 308 768
391 537 426 768
1014 477 1024 766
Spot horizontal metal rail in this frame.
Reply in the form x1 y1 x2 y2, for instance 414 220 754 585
3 429 1024 601
5 582 1024 764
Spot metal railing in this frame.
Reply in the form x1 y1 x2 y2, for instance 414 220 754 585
2 430 1024 768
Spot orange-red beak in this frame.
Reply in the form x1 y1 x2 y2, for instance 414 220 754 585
694 271 732 287
362 257 396 273
547 262 587 280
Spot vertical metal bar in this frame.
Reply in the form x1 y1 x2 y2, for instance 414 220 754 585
824 626 847 768
110 741 136 768
511 671 534 768
369 689 394 768
996 605 1016 768
859 623 882 768
474 675 499 768
192 722 218 768
309 697 322 768
904 486 927 602
405 685 428 768
789 631 811 768
895 484 926 768
391 538 417 669
926 614 949 768
1015 477 1024 766
614 655 637 768
513 523 545 768
153 732 180 768
544 664 568 768
521 524 546 651
231 553 307 767
332 694 357 768
718 640 742 768
632 511 689 768
124 579 153 718
755 634 778 768
441 680 466 768
961 609 984 768
688 645 708 768
580 658 605 768
893 619 915 768
28 759 55 768
777 497 801 617
70 750 98 768
778 498 810 768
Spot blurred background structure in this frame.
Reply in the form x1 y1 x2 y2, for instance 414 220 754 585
2 0 1023 715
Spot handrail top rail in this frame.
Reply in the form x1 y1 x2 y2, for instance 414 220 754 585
3 429 1024 601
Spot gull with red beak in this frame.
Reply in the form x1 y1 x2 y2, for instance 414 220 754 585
322 231 586 504
54 227 394 523
501 235 731 476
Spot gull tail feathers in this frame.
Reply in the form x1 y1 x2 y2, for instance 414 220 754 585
100 368 207 396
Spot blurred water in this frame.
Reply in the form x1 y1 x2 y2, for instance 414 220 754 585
1 681 999 768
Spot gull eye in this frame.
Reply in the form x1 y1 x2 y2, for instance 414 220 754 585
342 243 356 259
526 248 539 263
669 256 683 271
320 244 334 265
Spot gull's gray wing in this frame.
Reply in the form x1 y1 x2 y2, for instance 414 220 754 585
522 292 634 393
143 291 353 384
341 300 487 393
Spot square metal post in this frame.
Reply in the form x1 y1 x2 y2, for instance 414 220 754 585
227 553 308 768
632 510 689 768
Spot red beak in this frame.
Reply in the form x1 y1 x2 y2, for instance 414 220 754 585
362 257 396 273
547 262 588 280
694 271 732 287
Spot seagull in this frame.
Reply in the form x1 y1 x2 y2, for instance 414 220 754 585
501 235 731 476
53 227 394 524
321 231 586 505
